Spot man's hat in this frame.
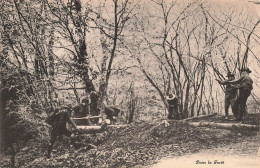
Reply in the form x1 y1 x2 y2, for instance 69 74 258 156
226 72 235 77
62 104 73 111
241 67 252 73
81 96 89 103
168 93 174 98
166 93 175 100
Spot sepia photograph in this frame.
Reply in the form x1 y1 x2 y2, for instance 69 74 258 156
0 0 260 167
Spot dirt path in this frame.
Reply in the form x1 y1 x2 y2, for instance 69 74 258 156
147 135 260 168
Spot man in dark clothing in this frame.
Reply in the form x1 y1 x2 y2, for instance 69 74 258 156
73 97 92 125
47 104 79 158
89 91 100 124
73 97 89 118
30 99 42 114
104 105 121 124
217 68 253 122
224 72 237 119
166 93 178 119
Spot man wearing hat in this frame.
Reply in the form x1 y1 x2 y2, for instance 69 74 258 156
73 96 90 118
47 104 79 158
217 68 253 122
223 72 237 119
166 93 178 119
89 91 100 124
104 105 122 124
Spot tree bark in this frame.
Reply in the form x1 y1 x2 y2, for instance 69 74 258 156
128 82 136 124
10 143 16 168
182 82 190 119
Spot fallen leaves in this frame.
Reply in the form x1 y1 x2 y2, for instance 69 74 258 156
1 116 259 168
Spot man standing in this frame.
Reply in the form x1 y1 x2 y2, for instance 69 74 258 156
89 91 100 124
223 72 237 119
166 93 178 119
47 104 79 158
217 68 253 122
73 97 89 118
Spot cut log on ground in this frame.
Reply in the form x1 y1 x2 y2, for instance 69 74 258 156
183 113 217 121
77 125 128 134
73 116 102 126
165 113 217 122
107 125 128 128
77 125 104 134
189 121 259 130
73 116 101 120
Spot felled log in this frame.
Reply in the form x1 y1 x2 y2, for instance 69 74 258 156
77 125 104 134
73 116 101 126
165 113 217 122
183 113 217 121
73 116 101 120
77 124 128 134
189 121 259 130
107 125 128 128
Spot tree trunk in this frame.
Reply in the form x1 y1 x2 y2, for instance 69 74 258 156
74 0 95 94
48 26 55 77
10 144 16 168
182 82 190 119
196 60 206 116
128 82 136 124
78 40 95 93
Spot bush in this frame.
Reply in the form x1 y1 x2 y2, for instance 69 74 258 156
0 69 49 167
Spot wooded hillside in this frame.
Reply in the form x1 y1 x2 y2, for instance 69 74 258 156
0 0 260 167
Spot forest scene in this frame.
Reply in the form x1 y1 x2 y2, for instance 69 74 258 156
0 0 260 167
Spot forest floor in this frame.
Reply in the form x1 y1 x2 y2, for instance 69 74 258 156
148 135 260 168
187 112 259 125
0 113 259 168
